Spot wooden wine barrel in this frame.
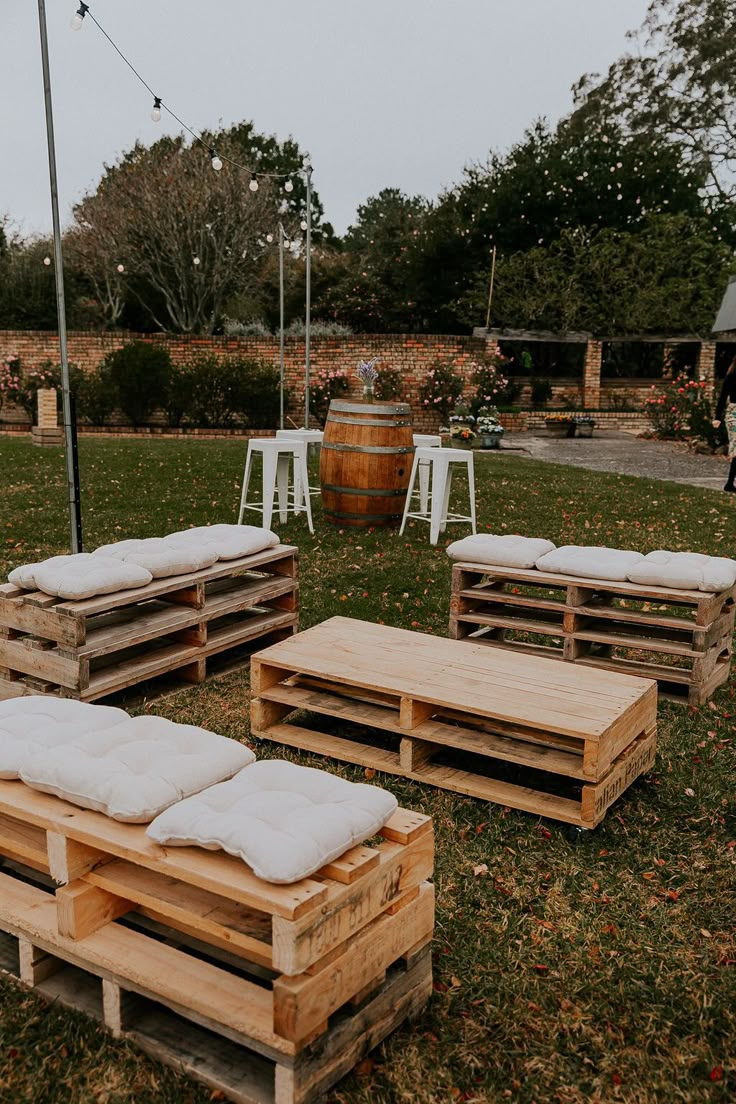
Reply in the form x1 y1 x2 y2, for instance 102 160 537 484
320 400 414 527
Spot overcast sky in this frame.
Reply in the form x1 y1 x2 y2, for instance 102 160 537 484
2 0 650 239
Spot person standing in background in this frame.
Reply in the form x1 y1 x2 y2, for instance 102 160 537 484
712 357 736 492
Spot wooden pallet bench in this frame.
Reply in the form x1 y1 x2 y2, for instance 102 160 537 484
449 561 736 707
0 777 433 1104
0 545 299 702
250 617 658 829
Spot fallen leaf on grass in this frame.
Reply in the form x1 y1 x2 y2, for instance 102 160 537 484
700 929 713 939
709 1066 724 1082
472 864 489 877
684 788 695 797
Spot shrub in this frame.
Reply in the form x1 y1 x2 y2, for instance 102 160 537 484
286 319 353 337
164 363 195 429
104 343 171 426
240 359 282 428
530 378 553 407
419 362 465 424
373 365 405 402
222 317 272 337
0 356 70 422
644 373 713 440
309 368 350 425
470 356 519 413
75 363 117 426
0 354 24 412
179 354 282 429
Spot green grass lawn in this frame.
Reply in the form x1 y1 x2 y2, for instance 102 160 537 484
0 435 735 1104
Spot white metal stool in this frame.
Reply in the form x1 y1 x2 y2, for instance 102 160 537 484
276 429 323 509
238 438 314 534
400 446 476 545
413 434 442 515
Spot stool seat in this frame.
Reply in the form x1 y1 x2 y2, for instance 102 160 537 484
238 438 314 534
413 433 442 448
400 447 476 545
276 429 324 445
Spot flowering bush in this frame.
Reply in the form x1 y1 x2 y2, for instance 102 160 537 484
0 357 62 422
544 413 575 423
310 368 349 424
373 365 405 402
419 362 465 424
645 373 712 441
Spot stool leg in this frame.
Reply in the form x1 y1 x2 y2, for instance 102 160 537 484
261 449 278 531
298 447 314 534
238 443 254 524
418 460 430 515
467 456 477 534
429 458 449 545
400 453 421 536
276 454 290 523
438 466 454 536
293 453 304 514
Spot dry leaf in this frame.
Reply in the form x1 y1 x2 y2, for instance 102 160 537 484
472 863 489 877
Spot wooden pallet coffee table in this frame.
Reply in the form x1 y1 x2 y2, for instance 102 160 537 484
251 617 658 829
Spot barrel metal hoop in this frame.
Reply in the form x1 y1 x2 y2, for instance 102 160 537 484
326 415 412 428
322 443 414 455
321 484 407 497
328 401 411 415
324 511 403 521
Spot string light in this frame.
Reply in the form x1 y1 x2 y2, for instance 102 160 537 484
71 2 88 30
210 148 223 172
300 220 308 231
193 255 201 266
284 181 294 193
116 263 125 273
151 97 162 123
249 177 259 192
266 234 273 243
43 256 52 266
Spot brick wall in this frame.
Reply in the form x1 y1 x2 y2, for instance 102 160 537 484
0 330 498 433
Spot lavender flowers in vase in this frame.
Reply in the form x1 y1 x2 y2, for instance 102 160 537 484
356 358 379 402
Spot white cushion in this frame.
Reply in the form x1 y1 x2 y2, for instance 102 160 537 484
627 551 736 593
0 696 254 822
92 538 218 578
8 556 70 591
535 546 644 582
146 759 398 884
446 534 555 568
164 524 279 561
30 554 152 600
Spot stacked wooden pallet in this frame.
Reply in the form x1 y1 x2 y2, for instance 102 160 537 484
0 545 299 702
449 561 736 706
250 617 657 829
0 777 433 1104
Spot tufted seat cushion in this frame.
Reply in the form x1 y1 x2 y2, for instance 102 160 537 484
30 554 153 600
164 524 280 561
146 759 399 884
535 545 644 582
92 538 218 578
627 551 736 593
0 697 254 822
446 534 556 568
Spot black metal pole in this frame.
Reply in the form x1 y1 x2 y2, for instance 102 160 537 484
37 0 83 552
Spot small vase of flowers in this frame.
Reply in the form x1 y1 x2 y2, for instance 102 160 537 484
475 406 505 449
356 358 379 402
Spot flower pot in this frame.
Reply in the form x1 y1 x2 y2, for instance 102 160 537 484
576 422 595 438
479 433 502 449
545 422 571 438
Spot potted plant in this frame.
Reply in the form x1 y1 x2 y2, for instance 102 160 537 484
574 415 596 438
475 406 505 449
450 423 476 448
545 413 575 438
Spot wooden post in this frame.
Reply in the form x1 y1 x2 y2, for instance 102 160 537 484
32 389 63 448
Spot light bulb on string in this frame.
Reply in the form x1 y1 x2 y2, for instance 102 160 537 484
151 97 162 123
116 263 125 273
284 180 294 193
193 256 201 266
209 148 223 172
249 177 259 192
43 256 51 267
300 220 308 231
282 239 291 250
71 2 88 30
266 234 273 243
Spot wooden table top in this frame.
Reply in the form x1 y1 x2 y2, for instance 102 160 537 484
252 617 657 740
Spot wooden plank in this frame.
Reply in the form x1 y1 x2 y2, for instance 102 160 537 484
53 546 299 618
581 728 657 826
0 779 327 920
47 832 108 883
272 831 433 975
0 598 85 647
0 873 290 1057
273 884 434 1043
0 811 49 868
0 637 80 689
56 881 132 940
573 624 698 657
453 611 565 637
18 937 63 985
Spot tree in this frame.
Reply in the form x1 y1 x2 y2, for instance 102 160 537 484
70 123 320 333
453 215 731 335
571 0 736 229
